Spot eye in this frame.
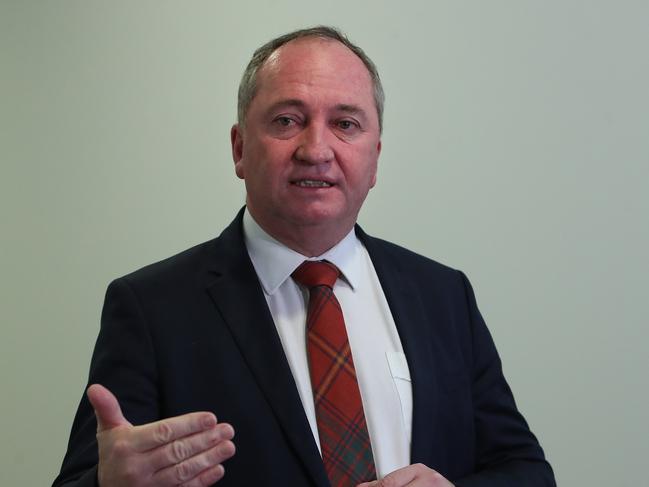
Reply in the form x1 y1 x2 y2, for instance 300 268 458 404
336 119 359 131
274 116 297 127
268 114 303 138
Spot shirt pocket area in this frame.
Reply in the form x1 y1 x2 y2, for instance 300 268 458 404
386 351 413 442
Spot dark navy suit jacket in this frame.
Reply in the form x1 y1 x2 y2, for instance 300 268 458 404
54 210 555 486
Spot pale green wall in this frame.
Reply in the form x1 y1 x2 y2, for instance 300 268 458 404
2 1 647 485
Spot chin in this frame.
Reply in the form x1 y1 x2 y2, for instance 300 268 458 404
297 213 355 232
291 205 343 223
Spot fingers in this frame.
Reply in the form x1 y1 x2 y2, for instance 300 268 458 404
87 383 131 431
133 411 219 451
153 438 236 485
88 383 236 486
357 464 453 487
149 423 235 471
381 464 417 485
179 464 225 487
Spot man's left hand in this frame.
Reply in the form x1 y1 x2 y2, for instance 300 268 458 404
357 463 455 487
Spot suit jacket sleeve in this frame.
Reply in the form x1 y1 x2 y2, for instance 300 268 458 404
451 271 555 487
52 278 160 487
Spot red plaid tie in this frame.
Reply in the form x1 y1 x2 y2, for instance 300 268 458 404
292 261 376 487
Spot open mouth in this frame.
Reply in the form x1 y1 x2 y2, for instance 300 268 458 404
292 179 334 188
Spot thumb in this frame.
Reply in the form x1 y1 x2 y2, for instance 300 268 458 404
87 383 131 432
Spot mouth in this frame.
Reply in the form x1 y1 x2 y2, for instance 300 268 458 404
291 179 334 188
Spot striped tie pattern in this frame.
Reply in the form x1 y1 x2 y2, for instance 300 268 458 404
292 260 376 486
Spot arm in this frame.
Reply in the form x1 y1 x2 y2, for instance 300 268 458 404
451 271 555 487
52 279 235 487
357 270 555 487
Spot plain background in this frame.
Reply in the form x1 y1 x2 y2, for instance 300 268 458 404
2 1 647 485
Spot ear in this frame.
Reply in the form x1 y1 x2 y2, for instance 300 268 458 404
231 124 245 179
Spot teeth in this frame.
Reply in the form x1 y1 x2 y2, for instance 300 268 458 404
295 180 332 187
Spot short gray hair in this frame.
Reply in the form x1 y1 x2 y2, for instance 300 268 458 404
237 26 384 132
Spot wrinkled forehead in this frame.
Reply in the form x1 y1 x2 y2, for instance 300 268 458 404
255 37 375 100
262 37 363 73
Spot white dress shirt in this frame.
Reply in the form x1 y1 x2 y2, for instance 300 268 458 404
243 209 412 478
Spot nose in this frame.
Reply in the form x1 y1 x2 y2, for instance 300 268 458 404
294 122 334 164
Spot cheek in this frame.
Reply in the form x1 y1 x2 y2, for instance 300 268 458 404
252 139 295 169
239 142 270 180
347 148 379 186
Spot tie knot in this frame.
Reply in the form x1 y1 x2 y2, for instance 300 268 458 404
292 261 340 289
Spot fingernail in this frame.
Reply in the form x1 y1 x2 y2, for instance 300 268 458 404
202 414 216 428
222 424 234 439
218 442 234 456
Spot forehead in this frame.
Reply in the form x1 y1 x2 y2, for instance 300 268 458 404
254 38 375 106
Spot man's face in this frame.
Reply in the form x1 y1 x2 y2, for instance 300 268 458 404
231 38 381 247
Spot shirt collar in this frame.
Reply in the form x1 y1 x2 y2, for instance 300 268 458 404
243 208 363 295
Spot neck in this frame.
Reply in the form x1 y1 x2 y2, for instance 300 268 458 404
247 208 354 257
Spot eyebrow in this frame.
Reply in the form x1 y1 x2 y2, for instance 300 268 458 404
263 99 306 117
264 99 368 119
335 104 367 117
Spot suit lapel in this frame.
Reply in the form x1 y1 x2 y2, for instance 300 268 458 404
357 227 438 465
205 212 329 487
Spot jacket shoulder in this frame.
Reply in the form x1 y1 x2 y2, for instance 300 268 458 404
116 238 220 289
359 231 464 283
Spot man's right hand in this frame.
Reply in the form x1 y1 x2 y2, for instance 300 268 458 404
87 384 235 487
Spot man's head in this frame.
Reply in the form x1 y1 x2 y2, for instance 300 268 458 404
231 27 383 256
237 26 384 133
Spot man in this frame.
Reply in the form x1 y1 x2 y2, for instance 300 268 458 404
54 27 555 487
